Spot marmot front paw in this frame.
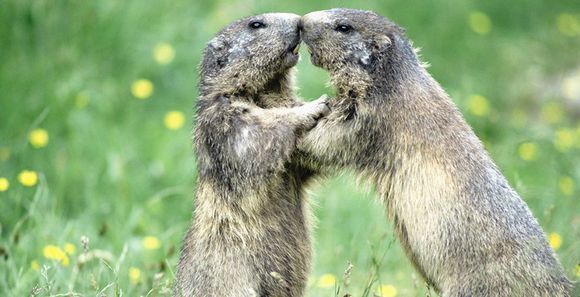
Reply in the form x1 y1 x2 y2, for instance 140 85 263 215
294 95 330 130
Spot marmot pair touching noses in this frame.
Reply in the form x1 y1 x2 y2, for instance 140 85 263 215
175 9 573 297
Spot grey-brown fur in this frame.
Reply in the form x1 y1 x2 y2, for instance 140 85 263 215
175 13 327 297
298 8 573 296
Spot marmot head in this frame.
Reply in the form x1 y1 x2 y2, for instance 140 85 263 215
200 13 301 97
300 9 420 94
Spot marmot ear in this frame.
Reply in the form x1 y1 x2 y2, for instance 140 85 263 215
371 35 391 53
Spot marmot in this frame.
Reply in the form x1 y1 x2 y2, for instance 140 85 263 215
175 13 328 297
298 8 573 296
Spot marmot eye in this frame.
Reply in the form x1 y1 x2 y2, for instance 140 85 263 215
335 24 353 33
249 21 266 29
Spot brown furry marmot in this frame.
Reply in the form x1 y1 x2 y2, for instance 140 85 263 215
298 8 572 296
175 13 328 297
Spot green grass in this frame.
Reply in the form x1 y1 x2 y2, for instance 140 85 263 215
1 0 579 296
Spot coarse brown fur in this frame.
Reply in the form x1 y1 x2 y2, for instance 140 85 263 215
175 13 328 297
298 8 573 296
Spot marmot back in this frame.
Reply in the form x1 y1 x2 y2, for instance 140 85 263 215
175 13 328 297
298 8 573 297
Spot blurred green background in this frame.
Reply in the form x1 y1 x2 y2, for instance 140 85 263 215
1 0 579 296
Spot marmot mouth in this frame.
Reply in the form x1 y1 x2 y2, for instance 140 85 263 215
291 43 300 55
306 46 321 66
287 36 301 56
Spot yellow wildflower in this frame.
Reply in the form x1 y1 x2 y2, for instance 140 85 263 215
64 243 76 255
576 264 580 277
554 128 575 152
153 42 175 65
29 128 49 148
131 79 154 99
559 176 574 196
31 260 40 271
548 232 562 250
43 245 70 266
43 245 59 258
0 177 9 192
61 256 70 266
18 170 38 187
129 267 141 284
469 11 492 35
164 111 186 130
317 273 336 288
541 102 563 124
0 147 10 161
143 236 161 250
75 92 90 109
467 94 490 117
556 13 579 37
517 142 537 161
377 284 398 297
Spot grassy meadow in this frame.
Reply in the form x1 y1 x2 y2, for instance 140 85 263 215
1 0 579 296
